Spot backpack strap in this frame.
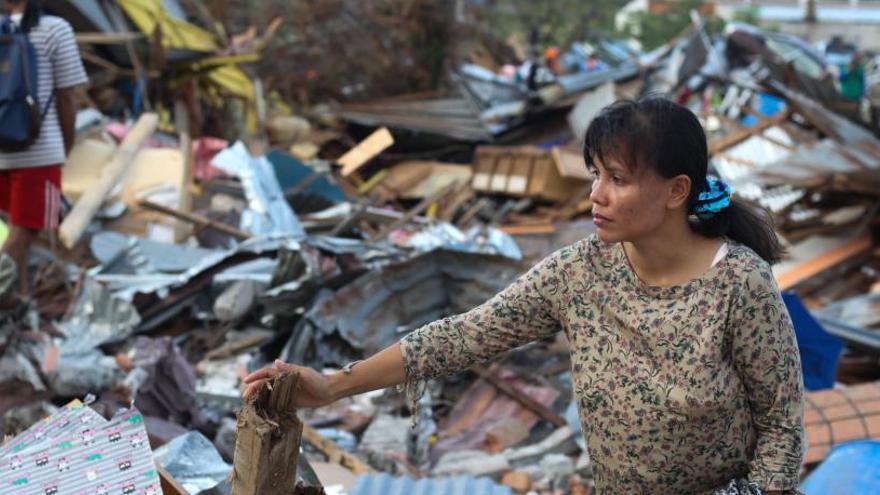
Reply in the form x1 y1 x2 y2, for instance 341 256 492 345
1 15 20 34
41 91 55 121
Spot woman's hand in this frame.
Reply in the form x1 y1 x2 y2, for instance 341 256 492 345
242 360 336 408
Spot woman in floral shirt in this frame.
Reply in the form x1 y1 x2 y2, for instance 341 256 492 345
245 99 805 494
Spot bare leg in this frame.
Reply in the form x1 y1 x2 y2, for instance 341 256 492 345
1 225 37 296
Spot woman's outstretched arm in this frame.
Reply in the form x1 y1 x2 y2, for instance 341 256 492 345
243 245 573 408
242 343 406 406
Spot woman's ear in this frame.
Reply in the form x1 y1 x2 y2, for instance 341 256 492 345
667 174 691 210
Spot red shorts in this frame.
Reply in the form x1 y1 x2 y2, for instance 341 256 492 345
0 165 62 230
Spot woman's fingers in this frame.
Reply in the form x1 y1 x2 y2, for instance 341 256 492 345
273 359 300 373
243 365 279 384
241 361 304 401
242 380 266 401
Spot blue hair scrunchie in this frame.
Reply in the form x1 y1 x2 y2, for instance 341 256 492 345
692 175 732 220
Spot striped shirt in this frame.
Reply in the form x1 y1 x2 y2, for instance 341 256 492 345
0 14 88 170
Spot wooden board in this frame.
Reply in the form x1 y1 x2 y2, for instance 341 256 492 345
59 113 158 248
775 234 872 290
338 127 394 177
383 161 472 200
472 146 589 203
552 146 591 180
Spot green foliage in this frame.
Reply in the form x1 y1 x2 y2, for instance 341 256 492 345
731 6 760 26
619 0 725 51
482 0 630 48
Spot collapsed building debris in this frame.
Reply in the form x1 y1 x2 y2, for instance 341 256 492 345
5 3 880 494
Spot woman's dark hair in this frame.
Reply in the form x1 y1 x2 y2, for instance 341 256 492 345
583 97 784 264
8 0 42 33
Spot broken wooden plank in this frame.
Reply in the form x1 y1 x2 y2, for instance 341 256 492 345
301 424 375 475
76 31 144 44
439 184 475 222
776 234 873 291
285 171 328 199
370 180 459 241
303 425 376 475
138 200 251 241
456 197 492 229
338 127 394 177
329 197 380 237
500 224 556 235
233 371 304 495
59 113 159 248
205 333 272 361
472 365 567 428
157 464 188 495
707 110 789 155
174 100 194 242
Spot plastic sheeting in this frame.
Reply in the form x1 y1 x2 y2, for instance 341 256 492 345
404 223 522 260
212 142 306 238
153 431 232 494
801 440 880 494
782 292 843 391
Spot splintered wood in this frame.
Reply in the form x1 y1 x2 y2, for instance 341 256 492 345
232 371 304 495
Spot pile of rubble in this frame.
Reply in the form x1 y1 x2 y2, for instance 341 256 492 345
4 4 880 495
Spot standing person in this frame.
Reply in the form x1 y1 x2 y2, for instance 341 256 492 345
839 52 866 103
0 0 87 296
244 99 805 495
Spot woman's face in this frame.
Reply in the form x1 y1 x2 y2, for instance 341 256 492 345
588 156 682 243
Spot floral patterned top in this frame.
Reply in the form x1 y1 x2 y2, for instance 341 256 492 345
400 235 805 494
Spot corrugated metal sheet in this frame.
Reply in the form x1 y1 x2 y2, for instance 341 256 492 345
350 474 513 495
280 249 527 367
338 95 495 142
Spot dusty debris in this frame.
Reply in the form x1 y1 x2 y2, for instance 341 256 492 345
7 3 880 493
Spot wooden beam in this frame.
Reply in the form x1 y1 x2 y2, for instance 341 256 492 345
76 32 143 44
157 464 188 495
708 111 789 155
138 200 251 241
456 197 491 229
301 424 375 475
205 333 271 361
232 372 303 495
174 100 194 242
329 197 379 237
284 171 327 199
59 113 159 248
776 234 873 290
370 180 458 241
500 224 556 235
473 365 567 428
338 127 394 177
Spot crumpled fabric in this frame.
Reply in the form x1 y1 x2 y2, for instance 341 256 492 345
713 479 765 495
712 478 804 495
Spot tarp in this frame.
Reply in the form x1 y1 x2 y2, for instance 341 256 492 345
114 0 255 103
801 440 880 494
117 0 217 52
783 292 844 391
